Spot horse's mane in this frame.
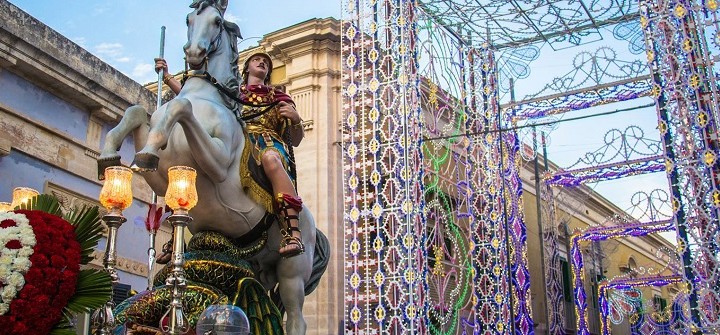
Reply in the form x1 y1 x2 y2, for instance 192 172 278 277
222 28 241 117
190 0 216 13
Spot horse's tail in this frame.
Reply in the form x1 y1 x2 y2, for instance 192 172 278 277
305 228 330 296
271 228 330 314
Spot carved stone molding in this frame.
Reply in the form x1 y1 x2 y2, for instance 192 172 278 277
0 44 17 67
90 250 149 277
84 149 100 159
301 119 315 131
44 182 109 233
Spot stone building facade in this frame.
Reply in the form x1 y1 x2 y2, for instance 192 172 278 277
0 0 164 292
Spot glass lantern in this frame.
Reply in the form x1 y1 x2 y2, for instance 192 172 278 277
165 166 198 214
11 187 39 209
99 166 133 214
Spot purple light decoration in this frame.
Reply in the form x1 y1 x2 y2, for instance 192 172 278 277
570 219 675 335
598 275 683 335
545 156 665 187
510 80 653 121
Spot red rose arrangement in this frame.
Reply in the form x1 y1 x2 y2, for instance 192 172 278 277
0 195 111 335
0 210 82 335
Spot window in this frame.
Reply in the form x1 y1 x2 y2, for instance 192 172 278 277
653 295 667 312
113 283 132 306
560 258 572 302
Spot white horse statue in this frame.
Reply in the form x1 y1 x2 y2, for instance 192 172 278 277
97 1 328 334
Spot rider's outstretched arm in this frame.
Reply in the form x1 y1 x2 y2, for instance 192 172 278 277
155 58 181 95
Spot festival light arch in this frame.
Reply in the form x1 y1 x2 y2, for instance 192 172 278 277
341 1 720 334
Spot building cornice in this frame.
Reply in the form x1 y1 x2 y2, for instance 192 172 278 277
0 0 156 122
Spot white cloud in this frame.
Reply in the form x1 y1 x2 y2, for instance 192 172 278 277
224 12 240 23
93 4 110 16
95 42 125 58
93 42 136 66
72 37 88 49
132 63 155 83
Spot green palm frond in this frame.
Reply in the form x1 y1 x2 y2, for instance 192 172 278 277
64 204 104 264
19 194 62 216
49 314 77 335
64 269 112 314
49 328 76 335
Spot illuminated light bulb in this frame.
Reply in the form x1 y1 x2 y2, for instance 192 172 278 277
11 187 39 209
99 166 134 213
165 166 198 213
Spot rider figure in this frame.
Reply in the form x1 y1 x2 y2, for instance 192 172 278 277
156 53 306 258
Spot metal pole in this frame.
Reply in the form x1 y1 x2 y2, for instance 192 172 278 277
533 126 550 335
91 213 126 335
161 213 192 334
156 26 166 109
147 26 165 290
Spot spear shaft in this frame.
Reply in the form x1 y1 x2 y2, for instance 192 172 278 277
148 26 166 290
156 26 166 109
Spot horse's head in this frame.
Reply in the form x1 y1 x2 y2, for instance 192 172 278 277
184 0 241 70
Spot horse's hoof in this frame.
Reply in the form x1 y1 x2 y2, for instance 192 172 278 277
130 153 159 172
97 155 122 180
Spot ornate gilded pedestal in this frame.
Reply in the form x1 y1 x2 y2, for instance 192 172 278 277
112 231 283 335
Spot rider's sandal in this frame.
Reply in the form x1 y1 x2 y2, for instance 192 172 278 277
279 222 304 258
276 193 305 258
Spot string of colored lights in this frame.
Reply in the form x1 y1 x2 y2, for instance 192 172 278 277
341 0 427 333
416 12 474 334
544 156 665 187
342 0 537 334
570 219 675 335
560 1 720 333
641 0 720 332
630 290 693 334
538 163 565 335
508 79 653 121
342 0 720 334
475 47 535 334
598 275 684 334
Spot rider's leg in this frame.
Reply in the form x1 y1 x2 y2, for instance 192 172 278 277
260 150 304 257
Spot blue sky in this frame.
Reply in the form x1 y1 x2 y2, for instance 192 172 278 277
9 0 341 84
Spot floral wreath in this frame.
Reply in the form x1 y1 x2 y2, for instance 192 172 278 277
0 211 35 315
0 195 111 335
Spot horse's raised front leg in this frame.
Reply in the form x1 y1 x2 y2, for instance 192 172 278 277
132 98 237 183
97 105 148 180
130 99 188 172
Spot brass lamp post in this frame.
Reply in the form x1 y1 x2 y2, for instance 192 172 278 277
92 166 133 335
161 166 198 335
10 187 39 209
